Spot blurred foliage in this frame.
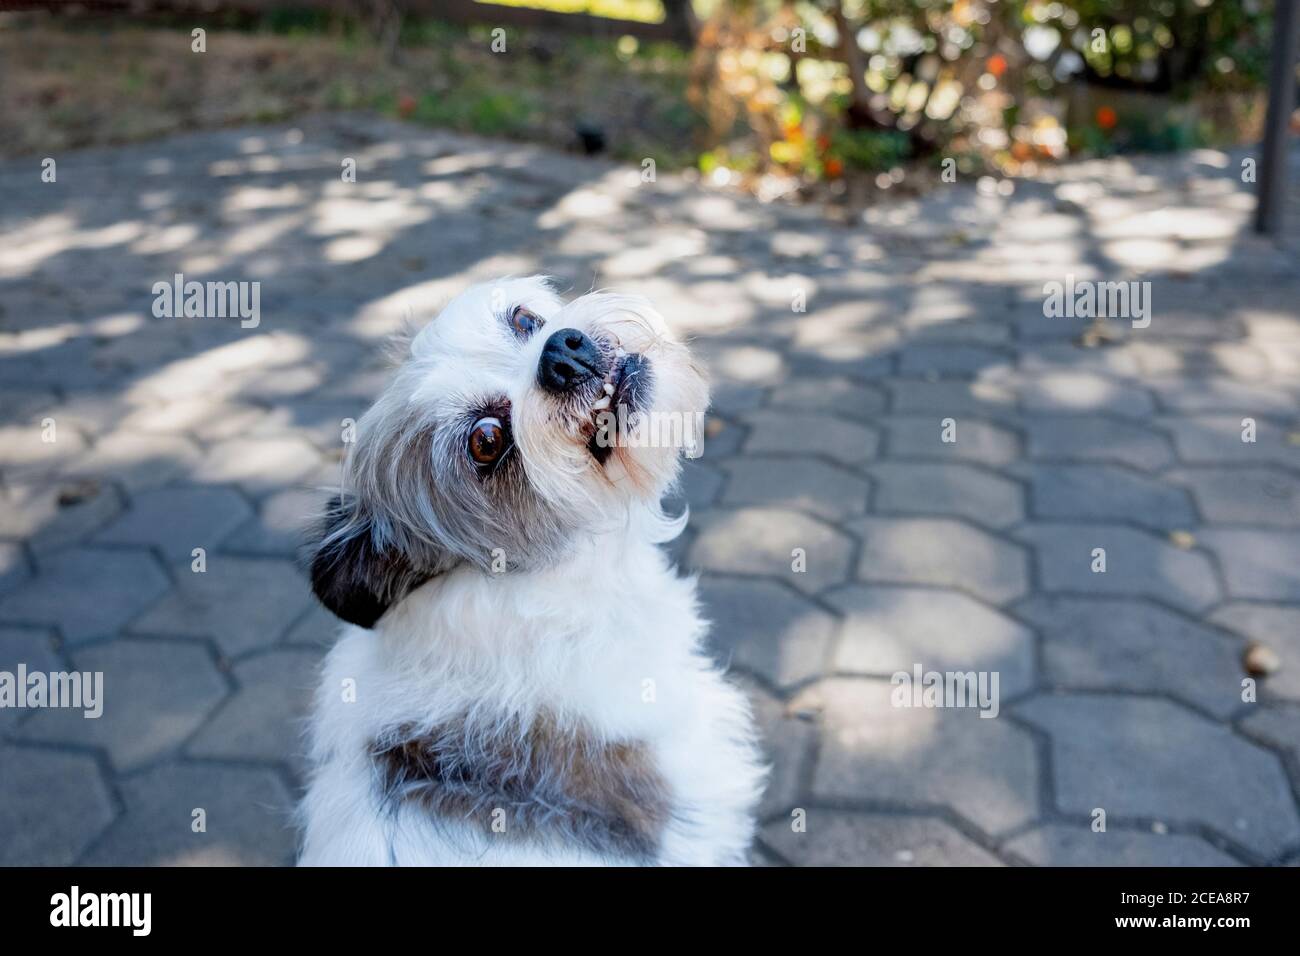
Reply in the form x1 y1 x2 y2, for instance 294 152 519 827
688 0 1273 190
0 0 1274 194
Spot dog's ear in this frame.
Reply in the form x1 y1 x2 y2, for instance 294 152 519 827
307 494 429 629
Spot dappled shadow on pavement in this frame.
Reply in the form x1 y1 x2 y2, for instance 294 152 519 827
1 114 1299 866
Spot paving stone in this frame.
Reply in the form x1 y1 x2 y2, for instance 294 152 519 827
33 390 132 436
94 486 253 560
1239 705 1300 799
740 677 816 819
784 311 898 363
79 763 297 866
0 542 29 596
717 456 869 520
1016 341 1146 377
1014 523 1221 612
769 377 886 417
1261 342 1300 377
118 397 268 441
1149 377 1297 414
65 431 202 492
827 585 1035 697
135 333 311 403
1015 693 1300 858
1210 603 1300 701
0 479 123 553
896 344 1011 377
908 319 1013 346
675 460 724 511
739 410 879 466
244 364 356 405
1004 824 1240 866
246 397 369 452
708 381 768 417
866 462 1024 528
702 342 787 385
282 601 343 649
881 415 1019 466
1023 415 1176 471
784 345 895 381
884 378 1017 418
851 517 1030 605
0 386 57 423
1011 311 1090 342
130 557 313 657
188 647 321 776
1196 529 1300 601
1241 303 1300 340
5 120 1299 868
1166 467 1300 526
0 423 88 476
700 577 837 688
899 276 1011 324
1015 596 1244 718
1015 371 1157 418
698 415 746 457
0 626 61 734
763 811 1003 866
0 745 116 865
191 435 322 495
1018 463 1197 530
1240 702 1300 762
0 547 169 643
212 485 318 556
19 638 228 771
688 507 854 595
1159 415 1300 470
802 678 1039 835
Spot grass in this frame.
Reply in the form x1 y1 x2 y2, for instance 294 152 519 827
0 17 701 166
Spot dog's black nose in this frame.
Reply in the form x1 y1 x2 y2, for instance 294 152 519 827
537 328 604 394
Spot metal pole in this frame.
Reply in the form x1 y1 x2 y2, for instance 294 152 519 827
1256 0 1300 235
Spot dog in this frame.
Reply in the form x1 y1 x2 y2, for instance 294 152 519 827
298 276 767 865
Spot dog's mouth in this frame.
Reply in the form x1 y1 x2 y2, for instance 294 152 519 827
586 352 650 464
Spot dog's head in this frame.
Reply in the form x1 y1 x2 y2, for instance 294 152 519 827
308 276 708 627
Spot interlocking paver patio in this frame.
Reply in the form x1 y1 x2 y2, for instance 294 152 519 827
2 115 1297 865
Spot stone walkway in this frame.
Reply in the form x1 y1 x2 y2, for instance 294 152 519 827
1 114 1299 866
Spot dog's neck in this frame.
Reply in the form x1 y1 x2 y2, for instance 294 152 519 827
367 512 701 733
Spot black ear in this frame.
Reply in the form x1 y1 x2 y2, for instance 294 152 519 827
307 495 429 629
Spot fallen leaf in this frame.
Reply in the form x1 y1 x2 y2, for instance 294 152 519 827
1243 641 1281 677
56 479 100 508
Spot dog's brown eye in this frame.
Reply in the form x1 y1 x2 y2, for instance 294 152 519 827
468 417 506 466
510 306 543 338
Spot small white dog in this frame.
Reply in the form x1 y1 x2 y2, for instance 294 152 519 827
298 276 766 866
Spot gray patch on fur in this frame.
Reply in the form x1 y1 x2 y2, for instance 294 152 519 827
372 712 673 862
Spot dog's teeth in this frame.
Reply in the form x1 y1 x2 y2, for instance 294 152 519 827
603 382 615 396
592 396 612 411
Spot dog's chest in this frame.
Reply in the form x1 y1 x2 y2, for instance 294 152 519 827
308 561 763 865
371 712 675 863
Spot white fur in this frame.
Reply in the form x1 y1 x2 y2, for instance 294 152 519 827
299 278 766 866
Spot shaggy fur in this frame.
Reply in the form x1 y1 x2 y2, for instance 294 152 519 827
372 712 672 862
298 276 766 866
